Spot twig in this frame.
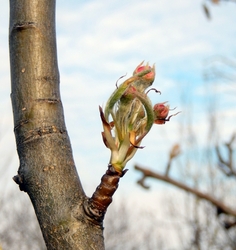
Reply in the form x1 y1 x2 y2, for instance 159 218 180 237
83 165 127 224
134 164 236 217
216 133 236 177
165 144 181 176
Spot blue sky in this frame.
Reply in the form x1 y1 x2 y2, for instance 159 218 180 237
0 0 236 211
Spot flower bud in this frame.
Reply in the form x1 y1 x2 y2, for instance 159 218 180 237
132 62 155 93
121 85 137 101
133 61 155 83
153 102 169 124
101 62 178 173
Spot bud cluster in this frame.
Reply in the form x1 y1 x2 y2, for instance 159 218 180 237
100 62 178 173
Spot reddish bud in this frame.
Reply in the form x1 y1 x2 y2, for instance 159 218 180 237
153 103 169 124
120 86 137 103
133 62 155 82
124 85 136 97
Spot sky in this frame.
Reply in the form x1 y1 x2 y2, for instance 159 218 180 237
0 0 236 246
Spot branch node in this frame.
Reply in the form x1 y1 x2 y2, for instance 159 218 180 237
13 173 26 192
137 177 150 189
12 22 36 31
36 98 60 104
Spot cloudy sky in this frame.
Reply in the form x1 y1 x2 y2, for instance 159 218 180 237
0 0 236 226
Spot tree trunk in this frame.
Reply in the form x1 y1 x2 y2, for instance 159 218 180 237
9 0 104 249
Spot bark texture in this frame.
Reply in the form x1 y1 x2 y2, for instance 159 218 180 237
9 0 104 249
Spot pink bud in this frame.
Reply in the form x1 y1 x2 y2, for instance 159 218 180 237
121 85 137 100
133 62 155 82
153 103 169 124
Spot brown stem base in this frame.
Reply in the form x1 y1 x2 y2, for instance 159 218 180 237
83 164 128 224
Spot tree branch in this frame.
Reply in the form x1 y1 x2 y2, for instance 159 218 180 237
216 133 236 177
134 164 236 217
165 144 181 176
9 1 104 248
84 165 128 224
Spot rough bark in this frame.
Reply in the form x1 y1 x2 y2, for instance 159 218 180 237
9 0 104 249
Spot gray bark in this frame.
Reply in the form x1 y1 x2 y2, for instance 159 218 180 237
9 0 104 249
